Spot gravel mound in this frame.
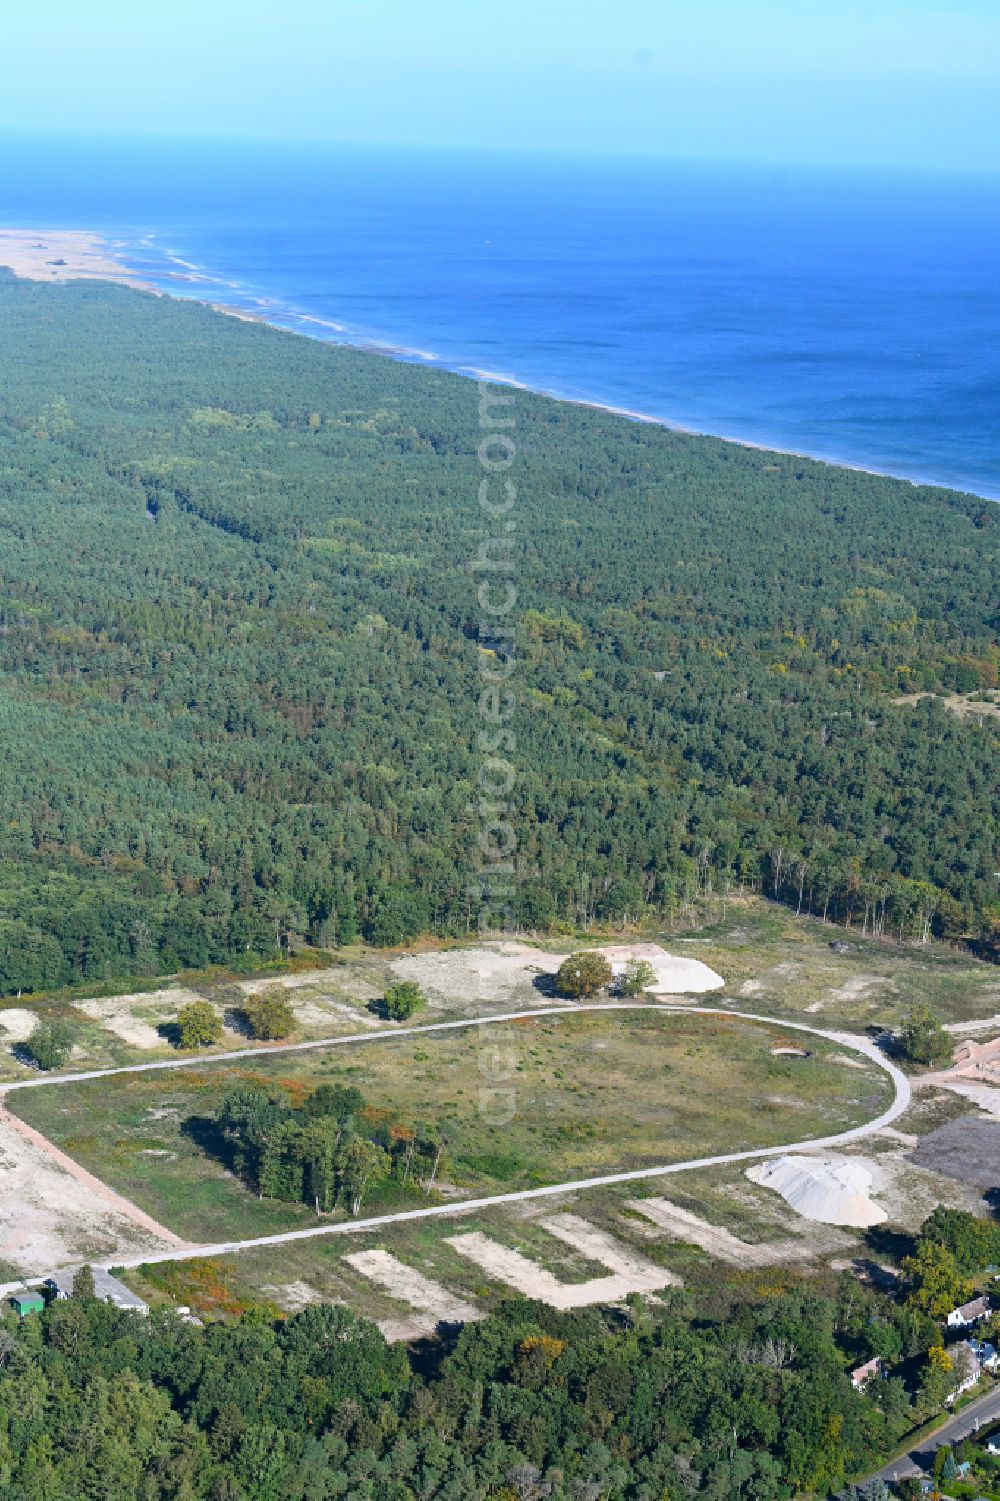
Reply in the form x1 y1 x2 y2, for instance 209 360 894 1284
910 1117 1000 1187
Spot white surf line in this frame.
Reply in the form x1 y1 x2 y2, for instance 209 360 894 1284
0 1004 906 1274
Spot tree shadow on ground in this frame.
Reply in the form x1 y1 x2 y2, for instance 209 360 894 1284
862 1225 916 1263
222 1007 254 1037
407 1320 467 1381
531 972 561 998
851 1257 901 1291
180 1114 237 1175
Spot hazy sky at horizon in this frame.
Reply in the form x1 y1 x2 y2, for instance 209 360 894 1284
4 0 999 171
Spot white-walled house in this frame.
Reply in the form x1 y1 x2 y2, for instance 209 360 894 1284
946 1295 991 1328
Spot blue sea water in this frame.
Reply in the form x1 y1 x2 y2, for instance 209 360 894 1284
2 131 1000 499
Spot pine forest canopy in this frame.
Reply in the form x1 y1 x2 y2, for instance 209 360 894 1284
0 271 996 993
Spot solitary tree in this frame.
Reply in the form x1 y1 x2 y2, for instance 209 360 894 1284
902 1239 972 1317
25 1019 74 1071
383 981 426 1021
72 1265 96 1301
900 1004 952 1067
555 951 613 998
242 988 295 1040
934 1445 958 1483
177 1001 223 1049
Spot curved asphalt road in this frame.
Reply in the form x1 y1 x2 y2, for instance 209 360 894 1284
0 1002 910 1272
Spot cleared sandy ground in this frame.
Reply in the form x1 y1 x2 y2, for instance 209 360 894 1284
0 1008 39 1045
448 1213 679 1309
916 1036 1000 1116
345 1249 480 1336
0 229 146 285
238 969 369 997
592 943 725 994
39 943 720 1064
76 988 211 1049
0 1105 188 1275
629 1196 807 1265
76 979 382 1051
238 972 383 1028
390 940 723 1006
260 1279 326 1312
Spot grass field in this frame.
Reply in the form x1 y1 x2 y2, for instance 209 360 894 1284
11 1009 890 1244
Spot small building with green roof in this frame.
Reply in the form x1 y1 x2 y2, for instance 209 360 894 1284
9 1291 44 1318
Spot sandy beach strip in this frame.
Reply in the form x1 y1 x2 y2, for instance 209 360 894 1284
0 228 151 288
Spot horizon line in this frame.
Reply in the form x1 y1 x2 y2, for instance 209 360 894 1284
0 125 997 178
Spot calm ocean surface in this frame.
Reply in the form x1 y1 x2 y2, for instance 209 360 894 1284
3 132 1000 499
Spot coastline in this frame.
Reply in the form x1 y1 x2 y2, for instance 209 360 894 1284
0 228 154 289
1 226 994 503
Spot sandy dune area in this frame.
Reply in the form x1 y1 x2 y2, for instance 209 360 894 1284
0 228 146 285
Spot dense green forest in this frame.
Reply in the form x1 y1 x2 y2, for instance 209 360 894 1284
0 272 997 991
0 1271 945 1500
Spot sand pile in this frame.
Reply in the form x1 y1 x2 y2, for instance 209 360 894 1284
747 1153 886 1227
598 943 725 995
389 941 724 1008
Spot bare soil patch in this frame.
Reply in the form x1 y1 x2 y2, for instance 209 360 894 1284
894 690 1000 722
448 1213 679 1309
345 1249 480 1333
0 1106 187 1276
629 1196 807 1265
0 1009 39 1045
76 988 218 1049
388 940 723 1008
